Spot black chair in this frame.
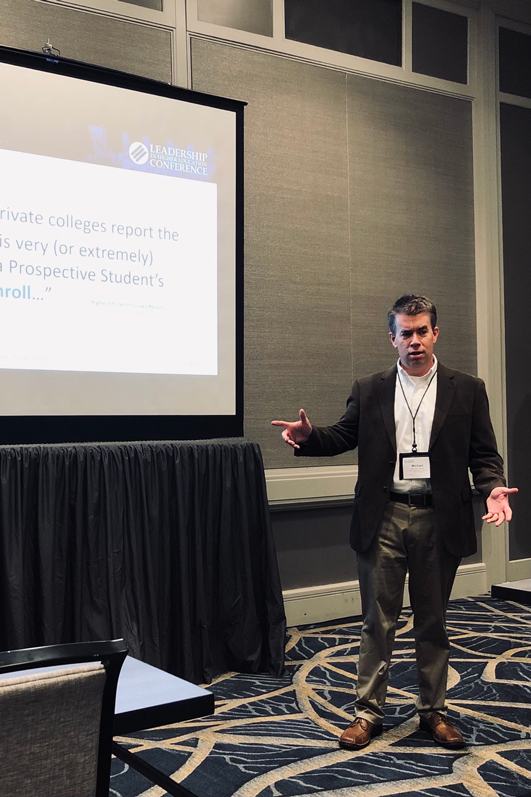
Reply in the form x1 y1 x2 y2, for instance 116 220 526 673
0 639 128 797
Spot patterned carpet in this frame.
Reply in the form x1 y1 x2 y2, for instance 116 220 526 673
110 596 531 797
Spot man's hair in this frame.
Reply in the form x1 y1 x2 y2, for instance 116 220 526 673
387 294 437 335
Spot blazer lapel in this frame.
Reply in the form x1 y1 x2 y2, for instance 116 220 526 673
429 363 456 449
378 366 397 451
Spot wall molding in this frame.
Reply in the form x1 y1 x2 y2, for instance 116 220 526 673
282 562 488 627
266 465 357 504
265 465 480 504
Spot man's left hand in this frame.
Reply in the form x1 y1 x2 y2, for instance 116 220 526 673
483 486 518 526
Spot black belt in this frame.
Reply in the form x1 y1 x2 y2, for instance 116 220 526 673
390 492 433 507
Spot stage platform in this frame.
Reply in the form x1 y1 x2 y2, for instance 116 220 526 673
491 578 531 605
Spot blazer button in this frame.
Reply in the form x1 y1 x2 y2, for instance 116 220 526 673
389 461 395 467
383 486 388 492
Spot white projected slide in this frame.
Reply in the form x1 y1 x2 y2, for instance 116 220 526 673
0 150 218 375
0 54 239 421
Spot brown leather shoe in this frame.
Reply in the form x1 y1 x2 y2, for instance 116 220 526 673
419 713 465 749
339 717 383 750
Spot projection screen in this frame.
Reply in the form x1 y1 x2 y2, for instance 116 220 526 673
0 46 244 443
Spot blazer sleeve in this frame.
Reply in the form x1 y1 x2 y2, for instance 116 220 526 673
468 378 506 501
295 381 360 458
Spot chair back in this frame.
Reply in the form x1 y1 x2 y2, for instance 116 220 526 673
0 639 127 797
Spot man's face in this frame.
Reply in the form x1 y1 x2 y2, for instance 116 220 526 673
389 312 439 376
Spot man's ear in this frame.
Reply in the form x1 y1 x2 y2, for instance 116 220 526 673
389 331 397 349
433 326 440 343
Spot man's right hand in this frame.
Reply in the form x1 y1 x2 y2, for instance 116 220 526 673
271 409 312 450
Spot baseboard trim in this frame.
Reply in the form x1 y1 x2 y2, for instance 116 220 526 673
265 465 357 503
282 562 487 627
506 558 531 582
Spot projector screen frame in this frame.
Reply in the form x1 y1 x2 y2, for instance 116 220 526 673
0 45 245 444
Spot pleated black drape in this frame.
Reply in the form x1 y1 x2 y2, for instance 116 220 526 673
0 439 286 683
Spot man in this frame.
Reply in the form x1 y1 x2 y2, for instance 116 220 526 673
272 295 516 750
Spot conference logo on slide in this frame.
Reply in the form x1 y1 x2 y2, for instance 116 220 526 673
88 128 212 181
129 139 209 178
129 142 149 165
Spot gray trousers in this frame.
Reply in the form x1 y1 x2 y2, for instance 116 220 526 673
355 500 461 724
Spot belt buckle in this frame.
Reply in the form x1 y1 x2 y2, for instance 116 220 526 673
408 493 424 507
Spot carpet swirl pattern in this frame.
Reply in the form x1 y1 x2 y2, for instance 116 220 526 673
111 596 531 797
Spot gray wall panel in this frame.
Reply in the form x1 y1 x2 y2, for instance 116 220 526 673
271 504 358 590
347 77 476 378
191 41 477 469
0 0 172 82
191 39 354 469
272 495 482 591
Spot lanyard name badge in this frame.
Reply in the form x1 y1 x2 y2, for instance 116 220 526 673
398 368 436 480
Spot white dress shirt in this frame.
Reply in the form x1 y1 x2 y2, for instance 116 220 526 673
392 355 438 493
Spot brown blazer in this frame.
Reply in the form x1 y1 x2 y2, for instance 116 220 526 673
295 363 506 557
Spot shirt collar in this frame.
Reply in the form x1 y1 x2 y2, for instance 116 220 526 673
397 355 438 385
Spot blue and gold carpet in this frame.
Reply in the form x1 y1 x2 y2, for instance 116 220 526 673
110 596 531 797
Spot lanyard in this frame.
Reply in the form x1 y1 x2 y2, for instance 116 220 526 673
397 368 437 452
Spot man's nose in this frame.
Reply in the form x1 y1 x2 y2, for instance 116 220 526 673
410 334 421 346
